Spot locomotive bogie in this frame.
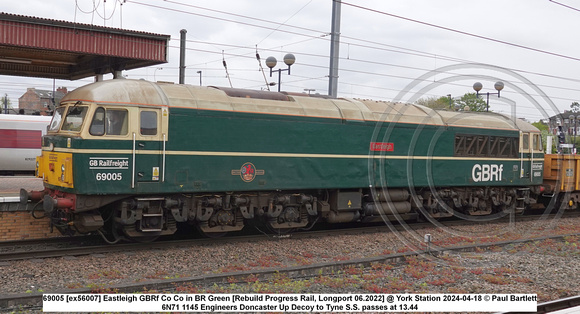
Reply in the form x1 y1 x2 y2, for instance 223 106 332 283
418 186 532 218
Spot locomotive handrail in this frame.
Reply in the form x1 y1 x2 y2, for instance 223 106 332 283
520 151 523 178
132 132 136 189
520 146 524 178
162 133 166 182
531 143 534 183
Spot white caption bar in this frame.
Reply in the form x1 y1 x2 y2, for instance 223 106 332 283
42 293 537 312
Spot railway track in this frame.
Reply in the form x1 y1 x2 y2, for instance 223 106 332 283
0 225 382 262
0 211 577 262
1 231 578 312
499 295 580 313
0 235 100 250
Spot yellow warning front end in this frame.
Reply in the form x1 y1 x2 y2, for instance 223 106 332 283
36 151 74 189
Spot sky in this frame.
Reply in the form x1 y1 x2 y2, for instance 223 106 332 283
3 0 580 122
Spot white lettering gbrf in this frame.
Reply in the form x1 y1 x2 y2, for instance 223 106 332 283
472 164 504 182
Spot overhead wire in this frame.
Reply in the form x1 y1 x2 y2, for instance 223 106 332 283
147 0 580 98
155 0 325 37
158 44 580 111
168 41 580 97
340 1 580 63
102 1 573 110
222 51 233 88
153 0 580 75
173 43 580 114
132 0 471 71
9 0 580 118
75 0 100 14
70 0 580 83
255 47 270 91
256 0 313 45
548 0 580 12
128 1 323 39
75 0 124 24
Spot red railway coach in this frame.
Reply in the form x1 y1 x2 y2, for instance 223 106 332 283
0 114 51 174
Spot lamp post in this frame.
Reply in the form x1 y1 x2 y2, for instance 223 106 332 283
447 94 452 109
197 71 202 86
154 67 163 81
473 81 504 112
570 115 577 153
266 53 296 92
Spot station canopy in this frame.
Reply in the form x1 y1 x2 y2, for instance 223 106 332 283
0 12 169 80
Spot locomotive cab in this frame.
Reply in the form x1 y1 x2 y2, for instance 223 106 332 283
519 131 544 181
37 101 168 189
27 98 171 241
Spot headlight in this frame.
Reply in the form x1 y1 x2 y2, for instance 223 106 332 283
61 164 65 172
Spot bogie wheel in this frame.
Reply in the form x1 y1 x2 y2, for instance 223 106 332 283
195 224 228 238
131 234 161 243
266 220 297 235
111 219 161 243
267 225 296 236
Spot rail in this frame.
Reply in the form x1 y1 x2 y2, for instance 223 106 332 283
497 294 580 314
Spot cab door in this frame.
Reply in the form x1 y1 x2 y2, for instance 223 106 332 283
133 107 167 186
519 132 531 179
531 133 544 183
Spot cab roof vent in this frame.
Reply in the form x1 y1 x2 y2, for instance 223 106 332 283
210 86 290 101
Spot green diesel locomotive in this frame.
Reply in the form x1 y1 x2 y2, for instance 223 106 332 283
21 79 544 242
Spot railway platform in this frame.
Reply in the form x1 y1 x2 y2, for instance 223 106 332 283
0 176 43 210
0 176 59 241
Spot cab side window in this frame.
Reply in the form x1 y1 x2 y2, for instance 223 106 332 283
140 111 157 136
106 109 128 135
522 133 529 150
90 107 128 136
533 134 541 151
90 107 105 136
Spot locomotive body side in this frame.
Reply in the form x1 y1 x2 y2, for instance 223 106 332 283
23 79 544 241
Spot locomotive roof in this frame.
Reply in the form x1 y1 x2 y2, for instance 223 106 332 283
62 79 538 132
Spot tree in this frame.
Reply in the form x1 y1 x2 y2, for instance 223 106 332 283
416 93 488 112
415 95 454 110
571 101 580 113
1 94 12 114
454 92 488 112
532 121 552 153
531 121 549 132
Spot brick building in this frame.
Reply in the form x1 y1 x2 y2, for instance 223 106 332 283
18 87 68 115
546 110 580 137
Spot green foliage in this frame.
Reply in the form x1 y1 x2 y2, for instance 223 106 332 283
531 121 552 153
416 93 487 112
1 94 12 110
455 92 489 112
532 121 549 132
415 95 454 110
571 101 580 113
542 130 557 153
531 121 558 153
